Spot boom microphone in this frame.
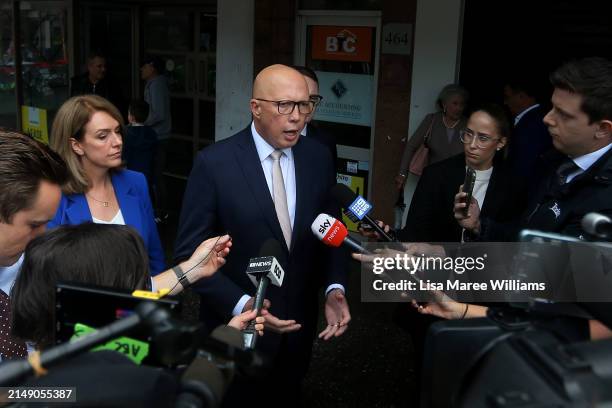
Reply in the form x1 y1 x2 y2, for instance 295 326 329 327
243 239 285 349
330 183 396 242
582 212 612 240
311 213 371 254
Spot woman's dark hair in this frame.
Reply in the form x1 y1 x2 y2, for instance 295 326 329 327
472 103 512 141
10 223 151 349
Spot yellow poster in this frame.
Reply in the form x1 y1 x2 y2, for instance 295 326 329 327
336 173 365 232
21 106 49 144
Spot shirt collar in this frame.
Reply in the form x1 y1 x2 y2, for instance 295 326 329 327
514 103 540 125
250 122 293 162
0 254 24 295
572 143 612 172
300 125 308 137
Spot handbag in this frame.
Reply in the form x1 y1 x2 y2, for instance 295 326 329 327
408 115 435 176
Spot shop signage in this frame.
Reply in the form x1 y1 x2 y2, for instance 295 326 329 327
311 26 373 62
21 106 49 144
315 71 373 127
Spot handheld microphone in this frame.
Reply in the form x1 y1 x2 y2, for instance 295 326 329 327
331 183 396 242
311 213 371 254
243 239 285 349
582 212 612 240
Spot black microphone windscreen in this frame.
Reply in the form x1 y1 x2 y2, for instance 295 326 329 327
259 238 284 259
331 183 357 208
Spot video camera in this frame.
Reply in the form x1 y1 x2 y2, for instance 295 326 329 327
0 283 268 408
420 225 612 407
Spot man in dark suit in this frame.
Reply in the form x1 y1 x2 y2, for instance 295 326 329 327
456 57 612 339
503 76 552 179
174 64 350 404
292 66 338 170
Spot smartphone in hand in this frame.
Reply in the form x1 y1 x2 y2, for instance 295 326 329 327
462 167 476 216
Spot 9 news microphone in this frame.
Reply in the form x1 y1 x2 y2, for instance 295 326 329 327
582 212 612 240
243 239 285 349
311 213 371 254
331 183 397 242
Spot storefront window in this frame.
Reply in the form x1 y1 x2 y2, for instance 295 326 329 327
299 0 381 10
0 1 16 128
20 2 69 111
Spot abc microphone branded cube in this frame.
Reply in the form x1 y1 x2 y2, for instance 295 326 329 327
246 256 284 287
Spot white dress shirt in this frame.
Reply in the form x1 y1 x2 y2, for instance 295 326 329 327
566 143 612 183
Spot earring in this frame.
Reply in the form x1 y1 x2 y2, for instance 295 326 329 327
496 147 501 151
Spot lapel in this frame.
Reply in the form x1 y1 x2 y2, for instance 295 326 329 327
290 138 309 254
111 171 143 234
64 194 93 224
234 129 288 253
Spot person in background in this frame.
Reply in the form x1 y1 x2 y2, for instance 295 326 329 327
400 103 525 243
394 84 469 228
503 74 552 180
48 95 165 276
395 84 469 190
292 65 338 169
141 57 171 218
123 99 158 196
70 51 125 115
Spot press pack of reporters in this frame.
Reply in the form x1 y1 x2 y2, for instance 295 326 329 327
2 57 612 404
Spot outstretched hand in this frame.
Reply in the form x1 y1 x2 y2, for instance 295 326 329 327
319 289 351 340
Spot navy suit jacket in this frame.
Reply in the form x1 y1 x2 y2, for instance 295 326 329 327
48 169 166 276
306 123 338 170
507 105 552 179
174 126 348 358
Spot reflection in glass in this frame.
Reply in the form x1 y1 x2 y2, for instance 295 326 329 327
170 97 193 136
0 2 16 128
145 10 193 52
20 3 69 129
200 13 217 52
163 56 187 94
199 100 215 141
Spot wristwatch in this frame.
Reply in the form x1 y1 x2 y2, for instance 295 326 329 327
172 265 190 289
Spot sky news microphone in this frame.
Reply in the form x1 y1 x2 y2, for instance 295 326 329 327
582 212 612 240
243 239 285 349
330 183 396 242
311 213 371 254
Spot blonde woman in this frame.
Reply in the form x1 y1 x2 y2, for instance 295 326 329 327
49 95 165 275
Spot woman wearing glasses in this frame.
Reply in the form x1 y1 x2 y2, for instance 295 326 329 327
399 103 527 243
392 104 528 363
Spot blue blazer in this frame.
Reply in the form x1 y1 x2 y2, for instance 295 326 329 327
48 169 166 276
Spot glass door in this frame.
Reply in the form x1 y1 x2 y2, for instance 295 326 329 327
142 7 216 181
295 11 381 200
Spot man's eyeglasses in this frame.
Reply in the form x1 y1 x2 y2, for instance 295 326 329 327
459 129 501 149
310 94 323 105
254 98 315 115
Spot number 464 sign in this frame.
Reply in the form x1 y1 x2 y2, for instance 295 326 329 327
382 23 413 56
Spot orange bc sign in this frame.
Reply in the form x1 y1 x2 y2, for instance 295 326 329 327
311 26 373 62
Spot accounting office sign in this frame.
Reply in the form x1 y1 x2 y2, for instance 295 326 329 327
312 26 374 127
